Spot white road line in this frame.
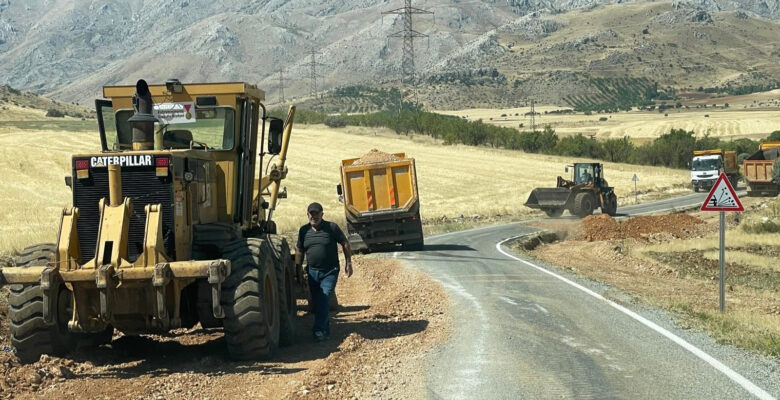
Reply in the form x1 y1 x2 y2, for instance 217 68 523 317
495 237 776 400
499 296 518 305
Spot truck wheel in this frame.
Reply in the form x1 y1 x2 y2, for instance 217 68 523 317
403 239 425 251
544 208 564 218
266 235 297 347
220 238 280 360
8 243 75 363
573 192 595 218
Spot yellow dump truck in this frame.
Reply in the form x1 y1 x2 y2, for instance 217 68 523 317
690 149 739 192
743 141 780 197
337 151 424 252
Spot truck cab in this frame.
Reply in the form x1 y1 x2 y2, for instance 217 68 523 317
691 150 738 192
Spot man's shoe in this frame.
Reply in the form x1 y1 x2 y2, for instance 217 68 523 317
313 331 327 343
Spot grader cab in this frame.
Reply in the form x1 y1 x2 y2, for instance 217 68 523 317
0 79 302 362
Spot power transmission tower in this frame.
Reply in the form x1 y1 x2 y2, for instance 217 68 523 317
382 0 433 106
305 50 326 98
275 67 286 103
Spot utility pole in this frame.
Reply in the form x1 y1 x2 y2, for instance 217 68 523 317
530 99 536 132
383 0 433 107
275 67 286 104
305 50 326 98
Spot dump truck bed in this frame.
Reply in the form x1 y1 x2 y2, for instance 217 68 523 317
340 153 423 251
341 154 418 215
743 142 780 196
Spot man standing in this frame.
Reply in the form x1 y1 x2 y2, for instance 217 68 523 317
295 202 353 342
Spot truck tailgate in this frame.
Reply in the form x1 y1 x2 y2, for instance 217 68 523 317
342 158 417 214
744 160 775 183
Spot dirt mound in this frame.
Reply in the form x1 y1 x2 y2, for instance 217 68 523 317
351 149 402 165
581 213 705 241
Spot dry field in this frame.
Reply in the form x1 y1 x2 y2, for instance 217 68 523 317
438 90 780 141
0 121 689 257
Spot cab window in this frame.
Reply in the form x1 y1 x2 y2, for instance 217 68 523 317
109 107 236 150
574 164 595 184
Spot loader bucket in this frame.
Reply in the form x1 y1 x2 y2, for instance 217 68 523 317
524 188 572 209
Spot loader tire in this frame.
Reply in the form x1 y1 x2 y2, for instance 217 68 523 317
544 208 564 218
602 193 618 216
266 234 297 347
220 238 280 360
8 243 74 363
573 192 596 218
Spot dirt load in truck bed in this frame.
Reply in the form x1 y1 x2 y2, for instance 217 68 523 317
351 149 403 165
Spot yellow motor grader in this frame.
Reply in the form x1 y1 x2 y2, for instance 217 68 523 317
0 79 302 362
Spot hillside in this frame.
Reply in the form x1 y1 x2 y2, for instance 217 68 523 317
0 85 94 120
0 0 778 109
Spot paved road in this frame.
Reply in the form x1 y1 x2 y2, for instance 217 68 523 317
393 191 778 400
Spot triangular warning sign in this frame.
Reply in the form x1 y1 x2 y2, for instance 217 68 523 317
701 173 744 212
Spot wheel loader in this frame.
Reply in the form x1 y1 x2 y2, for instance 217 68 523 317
0 79 304 362
524 162 618 218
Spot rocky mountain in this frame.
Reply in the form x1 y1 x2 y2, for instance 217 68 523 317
0 0 778 109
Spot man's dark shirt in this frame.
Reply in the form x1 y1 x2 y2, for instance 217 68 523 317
297 221 346 271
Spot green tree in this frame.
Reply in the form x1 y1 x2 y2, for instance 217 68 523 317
554 134 604 159
768 131 780 141
602 137 636 163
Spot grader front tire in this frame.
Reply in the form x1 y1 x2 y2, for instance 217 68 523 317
267 235 297 347
8 244 74 363
220 239 280 360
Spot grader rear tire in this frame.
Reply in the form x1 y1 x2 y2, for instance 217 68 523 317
8 243 74 363
220 238 280 360
266 234 297 347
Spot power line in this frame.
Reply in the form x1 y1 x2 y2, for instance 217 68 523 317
383 0 434 104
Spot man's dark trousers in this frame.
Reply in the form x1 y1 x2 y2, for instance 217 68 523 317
308 267 339 336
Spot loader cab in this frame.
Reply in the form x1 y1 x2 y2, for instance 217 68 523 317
573 163 602 186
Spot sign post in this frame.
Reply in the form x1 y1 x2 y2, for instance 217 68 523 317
700 173 744 312
632 174 639 204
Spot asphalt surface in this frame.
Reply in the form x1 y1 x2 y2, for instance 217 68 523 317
393 190 779 400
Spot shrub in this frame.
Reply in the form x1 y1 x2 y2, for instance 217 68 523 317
741 219 780 234
599 117 608 121
324 114 347 128
773 159 780 185
45 108 65 118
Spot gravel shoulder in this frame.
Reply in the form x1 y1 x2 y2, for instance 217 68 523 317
0 257 450 399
